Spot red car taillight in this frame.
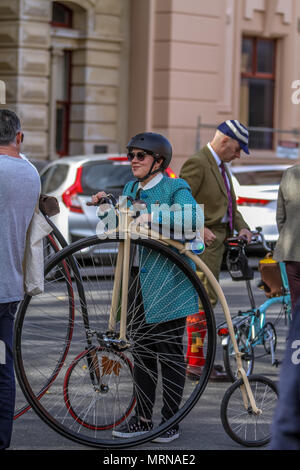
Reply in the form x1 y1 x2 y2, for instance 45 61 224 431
108 156 127 162
62 167 84 213
165 167 177 178
236 196 270 206
218 328 229 336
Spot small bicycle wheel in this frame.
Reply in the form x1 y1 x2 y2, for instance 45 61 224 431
220 374 278 447
14 235 216 449
223 326 254 382
63 346 136 430
263 322 277 355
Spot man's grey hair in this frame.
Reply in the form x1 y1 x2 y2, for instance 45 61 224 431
0 109 21 145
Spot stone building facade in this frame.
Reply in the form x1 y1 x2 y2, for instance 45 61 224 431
0 0 130 161
0 0 300 173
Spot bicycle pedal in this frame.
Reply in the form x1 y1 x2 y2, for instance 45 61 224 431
272 359 281 367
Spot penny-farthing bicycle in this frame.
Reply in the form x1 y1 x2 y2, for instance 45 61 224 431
13 196 278 448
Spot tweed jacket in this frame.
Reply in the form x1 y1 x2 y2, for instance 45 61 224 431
179 145 249 232
273 164 300 262
99 176 204 323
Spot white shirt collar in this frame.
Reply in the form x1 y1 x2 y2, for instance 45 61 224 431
207 142 222 167
138 172 163 191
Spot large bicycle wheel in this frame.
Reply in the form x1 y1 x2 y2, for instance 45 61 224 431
223 324 254 382
14 230 74 419
220 374 278 447
14 235 216 449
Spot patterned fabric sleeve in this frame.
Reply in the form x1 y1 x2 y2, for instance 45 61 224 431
151 180 204 240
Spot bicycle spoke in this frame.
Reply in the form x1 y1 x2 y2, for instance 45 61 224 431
14 236 216 448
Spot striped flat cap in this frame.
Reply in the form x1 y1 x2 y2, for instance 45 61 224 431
217 120 250 154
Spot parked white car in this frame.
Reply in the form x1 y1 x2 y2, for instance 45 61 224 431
230 165 291 247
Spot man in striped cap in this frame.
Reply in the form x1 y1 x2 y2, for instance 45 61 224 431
180 119 252 381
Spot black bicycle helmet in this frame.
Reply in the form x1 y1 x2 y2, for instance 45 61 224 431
127 132 172 181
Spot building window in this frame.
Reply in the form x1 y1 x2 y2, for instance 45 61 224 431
51 2 73 157
55 50 72 157
240 37 276 150
52 2 73 28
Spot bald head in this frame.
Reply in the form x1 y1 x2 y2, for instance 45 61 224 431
210 130 241 163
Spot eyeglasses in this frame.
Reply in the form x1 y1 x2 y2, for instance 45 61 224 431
127 151 149 162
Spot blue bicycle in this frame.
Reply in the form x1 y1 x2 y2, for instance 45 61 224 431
218 231 291 382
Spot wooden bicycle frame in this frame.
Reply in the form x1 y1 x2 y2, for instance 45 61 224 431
107 203 261 415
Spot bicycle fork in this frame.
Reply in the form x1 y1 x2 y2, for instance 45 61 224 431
108 206 131 346
186 252 262 416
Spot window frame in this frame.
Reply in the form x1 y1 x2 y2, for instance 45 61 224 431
241 37 276 80
55 50 72 157
51 2 73 29
240 36 277 150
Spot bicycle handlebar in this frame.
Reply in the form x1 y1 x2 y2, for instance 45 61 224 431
87 193 148 211
86 193 118 207
249 228 270 251
86 193 148 220
88 197 271 252
226 228 270 252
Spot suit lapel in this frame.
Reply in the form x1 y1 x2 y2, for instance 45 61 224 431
203 146 228 198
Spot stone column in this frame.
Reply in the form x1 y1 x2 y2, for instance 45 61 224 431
0 0 51 160
69 0 129 156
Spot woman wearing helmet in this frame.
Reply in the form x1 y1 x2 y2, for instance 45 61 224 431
92 132 204 443
126 131 172 182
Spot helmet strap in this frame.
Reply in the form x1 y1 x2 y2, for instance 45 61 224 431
136 157 162 183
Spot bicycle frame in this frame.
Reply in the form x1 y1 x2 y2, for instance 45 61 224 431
104 200 262 416
219 243 291 372
234 294 289 366
14 194 270 450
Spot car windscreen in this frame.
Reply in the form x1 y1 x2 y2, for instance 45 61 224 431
81 162 134 195
233 170 284 186
41 164 69 193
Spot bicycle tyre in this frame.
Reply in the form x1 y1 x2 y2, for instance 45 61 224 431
14 235 216 449
63 346 136 430
220 374 278 447
14 230 74 419
223 326 254 382
263 322 277 355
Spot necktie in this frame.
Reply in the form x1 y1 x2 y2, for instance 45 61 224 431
220 162 233 230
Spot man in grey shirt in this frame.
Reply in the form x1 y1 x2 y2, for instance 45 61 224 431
0 109 40 449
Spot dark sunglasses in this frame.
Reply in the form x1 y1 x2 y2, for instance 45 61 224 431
127 151 149 162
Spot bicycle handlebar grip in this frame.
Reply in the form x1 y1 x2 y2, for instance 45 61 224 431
86 198 107 207
86 194 116 207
